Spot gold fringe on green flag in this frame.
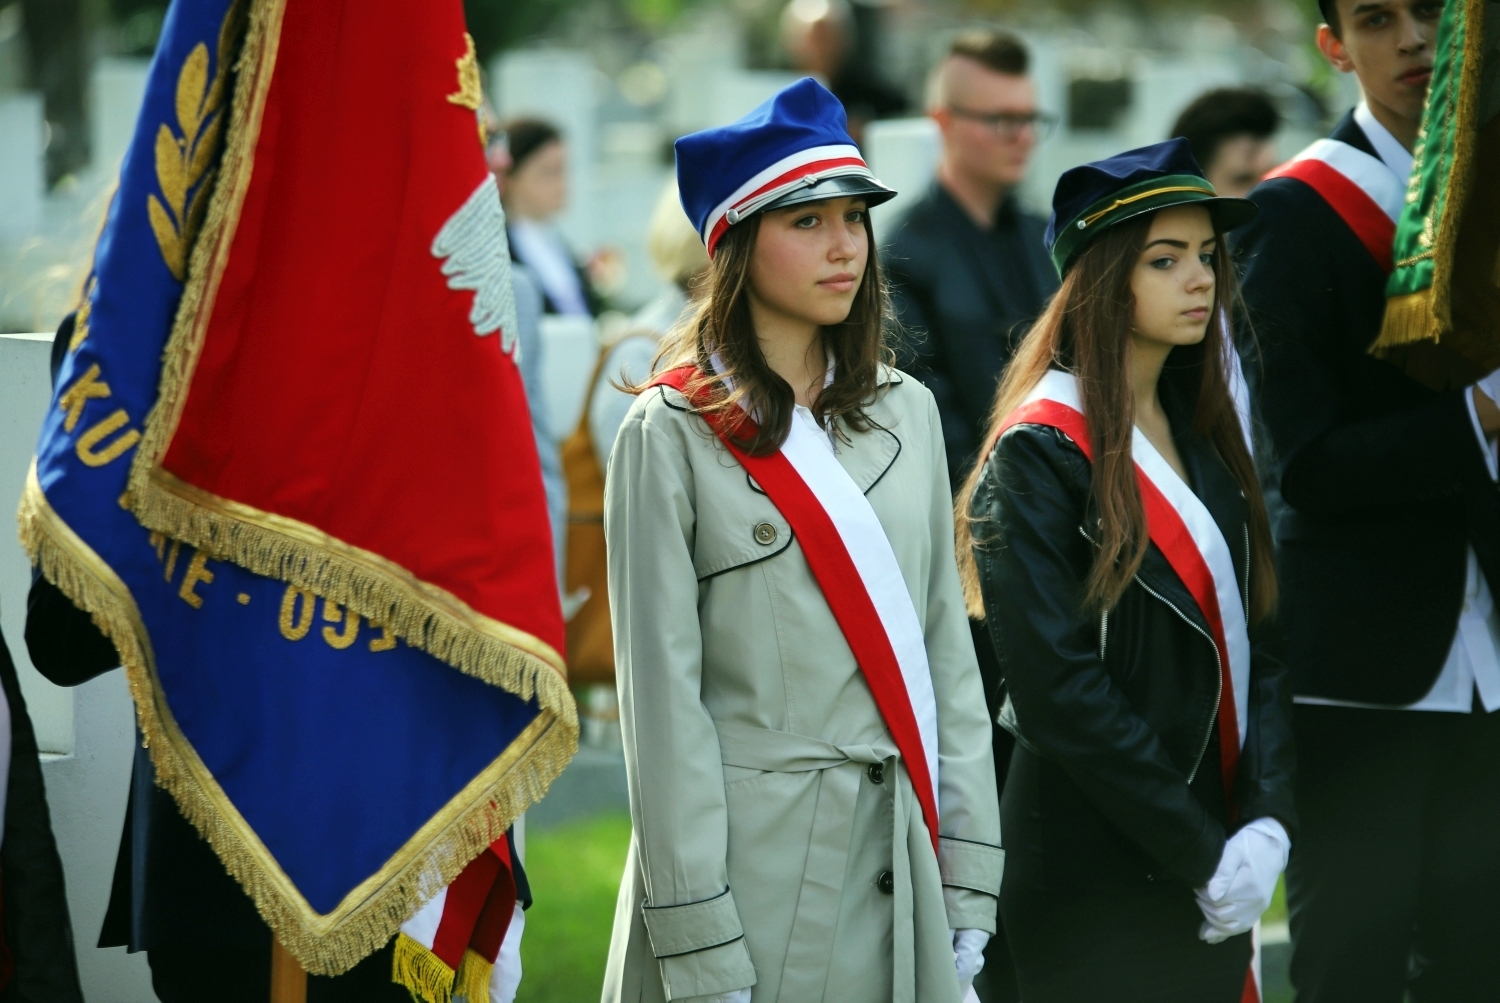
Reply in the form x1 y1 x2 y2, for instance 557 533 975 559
1375 0 1500 390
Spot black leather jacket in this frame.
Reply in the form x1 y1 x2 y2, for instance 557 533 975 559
971 418 1297 887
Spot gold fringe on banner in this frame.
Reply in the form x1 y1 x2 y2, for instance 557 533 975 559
19 468 575 978
392 933 459 1003
1374 0 1488 354
1376 290 1440 349
121 0 575 736
456 948 496 1003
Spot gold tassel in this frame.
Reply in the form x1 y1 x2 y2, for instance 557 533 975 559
392 933 458 1003
455 948 495 1003
1374 290 1441 354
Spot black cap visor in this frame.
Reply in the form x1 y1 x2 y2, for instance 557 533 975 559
757 174 898 216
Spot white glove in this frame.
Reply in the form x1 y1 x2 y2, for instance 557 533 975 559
952 928 989 997
1195 817 1290 944
680 990 751 1003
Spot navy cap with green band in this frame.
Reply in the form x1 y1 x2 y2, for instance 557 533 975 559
1044 138 1259 276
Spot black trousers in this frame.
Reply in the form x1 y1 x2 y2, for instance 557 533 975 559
1287 703 1500 1002
147 939 410 1003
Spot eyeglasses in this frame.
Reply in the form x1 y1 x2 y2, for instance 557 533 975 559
946 106 1059 141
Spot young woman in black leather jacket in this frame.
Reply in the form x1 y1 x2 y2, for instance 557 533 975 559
955 142 1297 1003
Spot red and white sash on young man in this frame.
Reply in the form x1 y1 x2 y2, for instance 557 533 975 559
1263 138 1404 274
1001 371 1252 781
648 366 942 850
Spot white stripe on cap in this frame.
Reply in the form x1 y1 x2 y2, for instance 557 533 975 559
702 143 868 244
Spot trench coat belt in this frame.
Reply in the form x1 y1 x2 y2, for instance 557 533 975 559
715 720 922 1003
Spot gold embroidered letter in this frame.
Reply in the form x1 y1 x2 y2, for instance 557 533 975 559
76 410 141 466
177 550 214 608
59 364 112 432
368 622 396 652
321 602 360 650
279 586 314 641
163 539 181 582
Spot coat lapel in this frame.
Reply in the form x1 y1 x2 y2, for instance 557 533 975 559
833 371 902 494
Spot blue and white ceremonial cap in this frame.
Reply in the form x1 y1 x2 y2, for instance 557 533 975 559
675 77 896 256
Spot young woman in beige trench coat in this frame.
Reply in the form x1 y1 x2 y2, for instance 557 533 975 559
599 80 1003 1003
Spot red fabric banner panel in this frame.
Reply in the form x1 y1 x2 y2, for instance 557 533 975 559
157 0 563 656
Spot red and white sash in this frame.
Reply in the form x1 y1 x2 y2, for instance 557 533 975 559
648 366 941 850
1263 138 1404 274
1002 371 1251 778
1003 371 1260 1003
397 838 524 1003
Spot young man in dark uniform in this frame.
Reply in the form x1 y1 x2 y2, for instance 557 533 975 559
1234 1 1500 999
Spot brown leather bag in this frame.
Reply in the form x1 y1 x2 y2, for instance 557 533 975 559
560 351 617 686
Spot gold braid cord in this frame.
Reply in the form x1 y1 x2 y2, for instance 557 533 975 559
24 0 577 975
122 0 575 750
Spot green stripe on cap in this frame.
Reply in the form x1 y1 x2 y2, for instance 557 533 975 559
1051 173 1217 276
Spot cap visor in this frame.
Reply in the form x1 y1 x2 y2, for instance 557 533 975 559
758 175 898 214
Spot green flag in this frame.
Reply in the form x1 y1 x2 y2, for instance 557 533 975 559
1376 0 1500 389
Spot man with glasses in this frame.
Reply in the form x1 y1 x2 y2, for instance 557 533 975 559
886 29 1058 492
886 28 1056 1003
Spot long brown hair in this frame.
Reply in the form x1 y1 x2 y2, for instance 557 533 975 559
631 210 894 455
955 211 1276 623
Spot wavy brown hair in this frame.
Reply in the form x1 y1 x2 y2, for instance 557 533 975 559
955 211 1276 623
631 209 894 455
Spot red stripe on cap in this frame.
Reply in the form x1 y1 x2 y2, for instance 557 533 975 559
705 156 870 256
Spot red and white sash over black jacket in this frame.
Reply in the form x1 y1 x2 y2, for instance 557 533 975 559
971 370 1297 884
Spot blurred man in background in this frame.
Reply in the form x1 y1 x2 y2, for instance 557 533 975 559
1170 87 1282 198
886 29 1057 1003
886 28 1057 490
780 0 907 144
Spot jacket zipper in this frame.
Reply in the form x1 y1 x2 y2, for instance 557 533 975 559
1078 527 1111 659
1241 524 1251 624
1076 526 1240 785
1133 576 1222 785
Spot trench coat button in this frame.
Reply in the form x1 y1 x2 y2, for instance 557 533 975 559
753 522 777 545
867 762 884 784
876 870 894 894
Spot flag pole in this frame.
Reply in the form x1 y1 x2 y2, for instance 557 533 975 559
270 940 307 1003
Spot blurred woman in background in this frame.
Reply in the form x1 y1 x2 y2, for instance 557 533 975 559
500 117 602 317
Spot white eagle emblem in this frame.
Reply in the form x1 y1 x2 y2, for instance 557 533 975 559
431 174 520 355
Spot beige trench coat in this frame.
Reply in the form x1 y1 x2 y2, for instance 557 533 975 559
600 370 1002 1003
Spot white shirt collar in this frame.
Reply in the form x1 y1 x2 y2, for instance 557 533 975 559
1354 101 1414 181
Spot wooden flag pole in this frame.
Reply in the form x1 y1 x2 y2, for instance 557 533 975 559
270 940 307 1003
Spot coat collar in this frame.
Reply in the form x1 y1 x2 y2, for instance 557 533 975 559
832 383 902 494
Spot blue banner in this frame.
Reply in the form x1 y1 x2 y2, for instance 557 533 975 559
20 0 570 972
